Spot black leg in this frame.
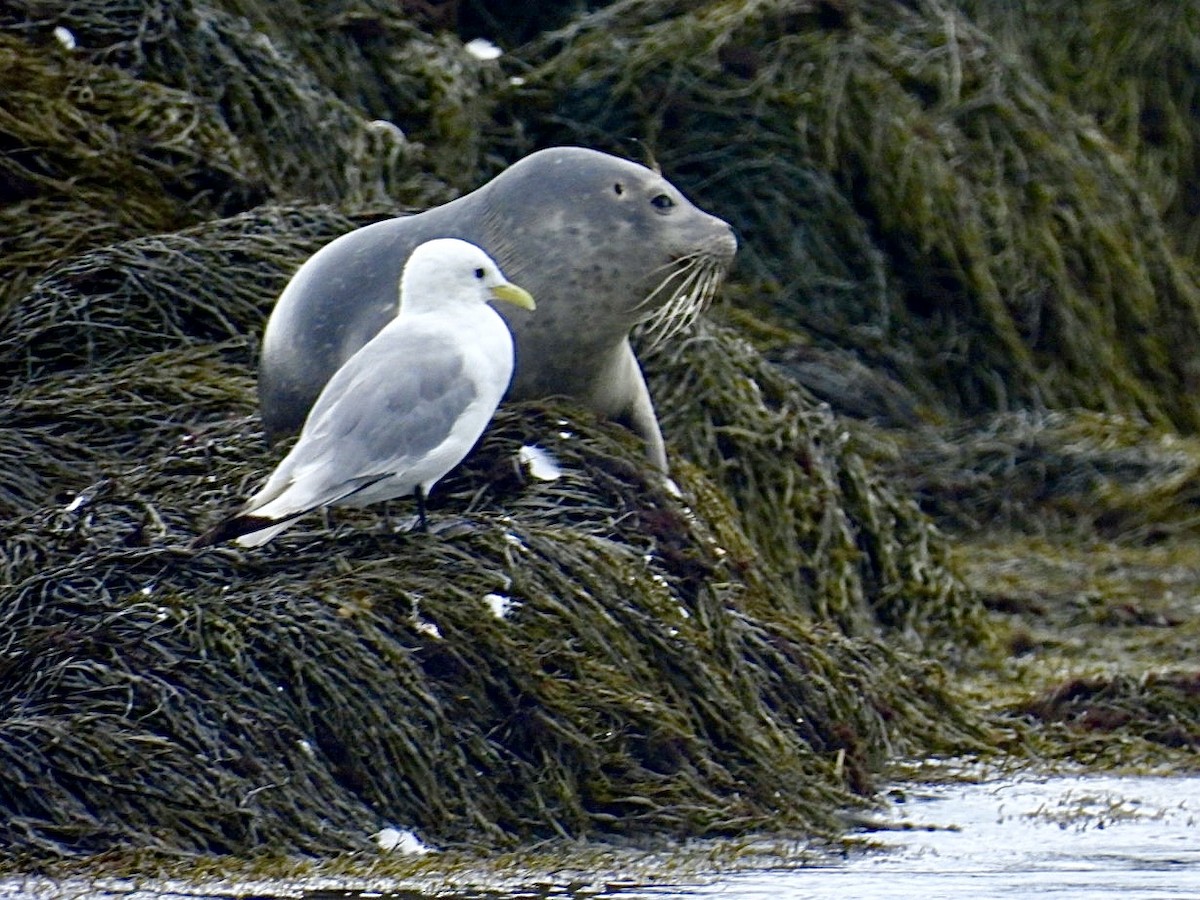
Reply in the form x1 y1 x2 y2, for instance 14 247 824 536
413 486 428 532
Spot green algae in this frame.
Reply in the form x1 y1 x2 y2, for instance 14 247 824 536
893 410 1200 772
946 527 1200 773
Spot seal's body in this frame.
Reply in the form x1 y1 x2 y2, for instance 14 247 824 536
258 147 737 470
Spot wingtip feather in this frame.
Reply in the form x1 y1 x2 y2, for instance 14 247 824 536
191 514 285 549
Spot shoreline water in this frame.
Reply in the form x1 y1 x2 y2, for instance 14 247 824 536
5 772 1196 900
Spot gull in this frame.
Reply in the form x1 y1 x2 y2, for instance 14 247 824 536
195 238 535 547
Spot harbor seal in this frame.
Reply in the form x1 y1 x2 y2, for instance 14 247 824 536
258 146 738 471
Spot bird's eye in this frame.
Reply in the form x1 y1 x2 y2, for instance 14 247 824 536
613 182 625 196
474 267 486 279
650 193 675 211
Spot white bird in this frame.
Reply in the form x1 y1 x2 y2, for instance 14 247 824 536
196 238 535 548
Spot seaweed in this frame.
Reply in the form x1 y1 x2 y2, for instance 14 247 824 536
0 29 260 318
957 1 1200 256
4 0 1198 868
0 394 986 855
0 0 457 325
0 204 394 385
645 325 984 649
0 191 986 856
1015 671 1200 759
504 0 1200 432
878 410 1200 541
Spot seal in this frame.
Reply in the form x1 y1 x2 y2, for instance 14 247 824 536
258 146 738 471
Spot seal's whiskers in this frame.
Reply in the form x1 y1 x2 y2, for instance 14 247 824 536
629 253 703 314
634 256 725 351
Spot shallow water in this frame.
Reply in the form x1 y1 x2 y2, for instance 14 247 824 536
6 774 1198 900
632 774 1200 899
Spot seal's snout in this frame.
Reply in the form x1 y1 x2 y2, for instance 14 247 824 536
666 218 737 270
717 220 739 261
701 217 738 269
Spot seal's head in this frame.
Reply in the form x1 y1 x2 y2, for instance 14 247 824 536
479 147 737 366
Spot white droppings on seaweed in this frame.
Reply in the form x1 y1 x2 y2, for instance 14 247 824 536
482 593 520 620
373 826 432 854
518 444 563 481
464 37 502 60
410 597 441 640
367 119 406 142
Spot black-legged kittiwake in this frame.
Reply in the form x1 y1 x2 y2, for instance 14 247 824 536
194 238 535 548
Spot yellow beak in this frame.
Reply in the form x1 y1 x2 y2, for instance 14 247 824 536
490 283 536 311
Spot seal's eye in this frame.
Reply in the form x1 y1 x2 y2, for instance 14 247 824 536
650 193 675 211
613 182 625 196
474 267 486 279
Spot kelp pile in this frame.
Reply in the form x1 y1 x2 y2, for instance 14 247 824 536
0 403 982 856
0 0 994 857
0 219 986 854
877 411 1200 541
958 1 1200 257
507 0 1200 433
3 0 1199 866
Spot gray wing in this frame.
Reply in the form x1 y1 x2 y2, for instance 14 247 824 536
285 325 478 498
